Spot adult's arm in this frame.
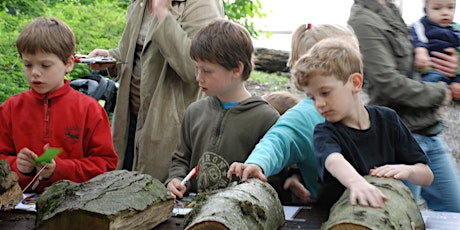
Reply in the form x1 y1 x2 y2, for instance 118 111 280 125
150 0 224 83
349 19 446 109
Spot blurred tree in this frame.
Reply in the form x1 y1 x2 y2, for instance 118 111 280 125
224 0 267 37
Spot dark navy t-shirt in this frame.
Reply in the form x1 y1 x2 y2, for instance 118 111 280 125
313 105 429 207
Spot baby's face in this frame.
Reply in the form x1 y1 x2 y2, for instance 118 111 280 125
426 0 456 27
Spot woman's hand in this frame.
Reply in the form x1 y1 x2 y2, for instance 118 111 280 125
149 0 171 21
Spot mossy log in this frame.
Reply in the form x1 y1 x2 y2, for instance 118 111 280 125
0 159 23 208
35 170 174 230
184 178 285 230
321 176 424 230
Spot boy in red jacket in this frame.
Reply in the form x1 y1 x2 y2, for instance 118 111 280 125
0 17 118 194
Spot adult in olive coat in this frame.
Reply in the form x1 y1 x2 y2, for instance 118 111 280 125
90 0 224 182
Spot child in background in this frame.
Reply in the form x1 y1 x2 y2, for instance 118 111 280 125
263 91 301 115
292 36 434 208
263 91 301 203
410 0 460 86
165 19 279 198
0 17 118 194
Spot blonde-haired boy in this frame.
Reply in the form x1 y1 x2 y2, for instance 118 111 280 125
292 36 433 208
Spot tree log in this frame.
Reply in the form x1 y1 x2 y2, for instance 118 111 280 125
35 170 174 230
321 176 424 230
0 160 23 208
184 178 285 230
254 47 290 73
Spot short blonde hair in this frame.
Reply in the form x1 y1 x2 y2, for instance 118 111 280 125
292 36 362 88
263 91 300 115
288 24 355 68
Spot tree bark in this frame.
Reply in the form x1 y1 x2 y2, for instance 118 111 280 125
184 178 285 230
0 160 23 209
35 170 174 230
321 176 424 230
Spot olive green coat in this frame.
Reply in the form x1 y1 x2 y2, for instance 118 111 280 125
109 0 224 181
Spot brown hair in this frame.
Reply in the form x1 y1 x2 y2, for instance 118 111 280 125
190 19 254 81
16 17 75 64
263 91 301 115
292 36 362 88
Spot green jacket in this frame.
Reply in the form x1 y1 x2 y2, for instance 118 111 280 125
109 0 224 181
166 96 280 193
348 0 447 132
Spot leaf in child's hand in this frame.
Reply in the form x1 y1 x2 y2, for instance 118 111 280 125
35 147 63 164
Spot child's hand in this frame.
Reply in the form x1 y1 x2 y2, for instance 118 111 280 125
414 47 431 70
370 164 411 181
283 174 315 203
36 160 56 179
349 180 388 208
166 178 186 199
227 163 267 182
16 148 38 174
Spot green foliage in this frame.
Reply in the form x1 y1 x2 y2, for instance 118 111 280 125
224 0 267 37
0 0 268 103
40 1 126 79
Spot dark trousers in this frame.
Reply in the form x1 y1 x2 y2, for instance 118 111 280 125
122 112 137 170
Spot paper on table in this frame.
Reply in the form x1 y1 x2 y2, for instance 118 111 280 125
283 206 304 221
14 193 37 212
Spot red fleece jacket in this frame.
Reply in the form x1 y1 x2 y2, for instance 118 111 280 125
0 80 118 193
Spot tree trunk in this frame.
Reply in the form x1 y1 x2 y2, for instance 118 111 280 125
0 160 23 209
321 176 424 230
35 170 174 230
184 178 285 230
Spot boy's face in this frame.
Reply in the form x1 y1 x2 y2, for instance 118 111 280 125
22 51 73 94
302 74 357 123
426 0 456 27
194 60 242 101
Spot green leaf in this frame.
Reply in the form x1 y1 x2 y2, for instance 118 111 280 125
35 147 63 165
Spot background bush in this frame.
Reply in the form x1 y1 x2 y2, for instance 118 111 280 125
0 0 266 103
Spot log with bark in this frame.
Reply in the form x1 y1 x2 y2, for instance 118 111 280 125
321 175 424 230
0 159 23 209
35 170 174 230
254 47 290 73
184 178 285 230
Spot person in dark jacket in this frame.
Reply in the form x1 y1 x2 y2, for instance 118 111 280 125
348 0 460 212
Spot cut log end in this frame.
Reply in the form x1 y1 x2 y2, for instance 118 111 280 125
185 222 229 230
328 223 371 230
185 179 285 230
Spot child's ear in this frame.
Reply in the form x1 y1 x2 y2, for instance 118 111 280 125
232 61 244 78
349 73 363 94
65 55 75 73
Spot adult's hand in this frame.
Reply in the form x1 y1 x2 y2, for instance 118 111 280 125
87 49 115 71
149 0 171 21
430 48 458 77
